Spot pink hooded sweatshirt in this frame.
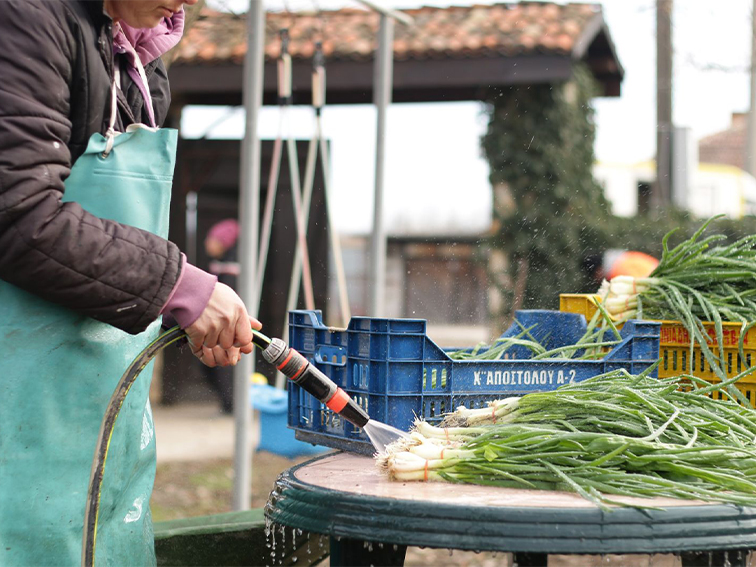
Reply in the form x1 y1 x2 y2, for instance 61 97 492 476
114 11 218 329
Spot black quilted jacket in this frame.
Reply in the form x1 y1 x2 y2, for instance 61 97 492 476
0 0 182 334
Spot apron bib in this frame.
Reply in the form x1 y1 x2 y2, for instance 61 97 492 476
0 61 177 566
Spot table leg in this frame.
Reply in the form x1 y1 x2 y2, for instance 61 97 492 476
680 550 750 566
512 552 548 567
329 536 407 567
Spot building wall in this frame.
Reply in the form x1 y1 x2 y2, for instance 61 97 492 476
593 161 756 219
329 237 490 346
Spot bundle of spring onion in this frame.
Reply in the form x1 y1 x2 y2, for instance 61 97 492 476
447 309 623 362
599 216 756 324
597 216 756 401
377 367 756 509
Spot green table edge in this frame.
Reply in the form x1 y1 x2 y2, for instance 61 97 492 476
265 454 756 555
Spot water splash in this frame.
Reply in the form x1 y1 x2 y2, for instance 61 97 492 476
364 420 409 453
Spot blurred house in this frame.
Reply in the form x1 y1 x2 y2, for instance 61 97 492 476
332 235 490 346
699 112 748 170
595 113 756 219
160 2 625 401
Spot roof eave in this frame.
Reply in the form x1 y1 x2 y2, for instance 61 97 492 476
571 11 624 97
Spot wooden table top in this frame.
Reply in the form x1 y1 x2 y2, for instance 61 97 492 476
296 452 707 509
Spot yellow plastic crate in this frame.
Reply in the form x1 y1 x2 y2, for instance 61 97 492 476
559 293 756 407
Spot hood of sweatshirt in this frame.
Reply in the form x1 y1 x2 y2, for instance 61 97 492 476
119 9 185 63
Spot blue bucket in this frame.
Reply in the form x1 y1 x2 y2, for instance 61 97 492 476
251 384 328 459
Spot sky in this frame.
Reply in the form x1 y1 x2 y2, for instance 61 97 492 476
181 0 754 234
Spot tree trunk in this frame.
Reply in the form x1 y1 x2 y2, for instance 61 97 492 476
511 255 529 316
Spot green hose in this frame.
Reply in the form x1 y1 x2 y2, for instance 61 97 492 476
82 326 272 567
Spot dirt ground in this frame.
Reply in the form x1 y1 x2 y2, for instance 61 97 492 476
152 453 309 520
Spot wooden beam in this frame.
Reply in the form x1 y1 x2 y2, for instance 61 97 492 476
169 55 578 106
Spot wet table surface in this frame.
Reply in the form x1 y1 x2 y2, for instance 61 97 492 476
266 452 756 566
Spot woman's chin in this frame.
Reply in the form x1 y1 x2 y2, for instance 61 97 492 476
124 14 165 29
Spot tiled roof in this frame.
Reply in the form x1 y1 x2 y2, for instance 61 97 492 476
174 2 605 66
698 114 746 170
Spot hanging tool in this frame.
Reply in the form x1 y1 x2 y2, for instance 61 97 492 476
255 28 316 315
276 38 354 388
82 326 406 567
285 40 351 327
312 44 352 328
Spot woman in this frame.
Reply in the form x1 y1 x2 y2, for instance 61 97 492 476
0 1 258 564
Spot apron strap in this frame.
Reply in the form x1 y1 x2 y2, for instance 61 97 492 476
131 52 156 126
103 64 119 158
103 25 158 158
113 23 157 128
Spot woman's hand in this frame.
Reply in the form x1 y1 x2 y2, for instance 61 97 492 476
191 344 242 368
184 283 261 367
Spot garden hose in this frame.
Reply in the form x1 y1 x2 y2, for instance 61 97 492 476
82 325 368 567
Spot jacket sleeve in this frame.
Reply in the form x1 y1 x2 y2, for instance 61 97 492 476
0 1 182 335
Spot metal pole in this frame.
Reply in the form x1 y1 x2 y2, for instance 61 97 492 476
354 0 413 25
655 0 673 207
747 0 756 177
233 0 265 511
369 13 393 316
185 191 198 264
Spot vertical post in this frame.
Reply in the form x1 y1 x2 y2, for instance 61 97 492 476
369 14 394 316
185 191 198 264
233 0 265 511
746 0 756 177
670 126 691 210
655 0 673 207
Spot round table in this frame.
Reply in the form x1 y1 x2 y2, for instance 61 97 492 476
265 452 756 567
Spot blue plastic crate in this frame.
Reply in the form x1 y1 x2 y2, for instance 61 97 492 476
287 309 661 455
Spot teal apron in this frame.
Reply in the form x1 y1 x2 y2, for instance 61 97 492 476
0 63 176 566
